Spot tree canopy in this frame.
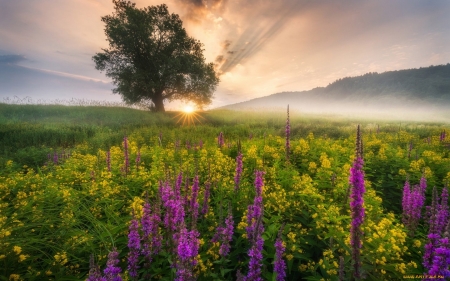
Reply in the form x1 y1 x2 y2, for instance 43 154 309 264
93 0 219 112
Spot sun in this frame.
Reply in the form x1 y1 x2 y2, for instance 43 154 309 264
183 105 195 114
173 104 204 126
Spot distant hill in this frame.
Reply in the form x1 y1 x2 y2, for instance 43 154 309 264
220 64 450 119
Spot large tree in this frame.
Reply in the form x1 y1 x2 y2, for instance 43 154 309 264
93 0 219 112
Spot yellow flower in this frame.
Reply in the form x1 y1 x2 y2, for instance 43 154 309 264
18 255 28 262
13 246 22 255
286 254 294 261
9 274 20 281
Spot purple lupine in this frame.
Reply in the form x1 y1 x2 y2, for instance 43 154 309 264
211 210 234 257
141 199 153 260
436 187 449 236
161 180 185 232
403 177 426 236
127 213 140 279
377 124 380 134
53 151 59 165
106 150 111 172
218 132 224 148
201 181 211 216
123 136 129 175
199 139 203 149
428 237 450 278
87 254 102 281
102 248 122 281
190 175 200 224
285 105 290 161
274 229 286 281
246 170 265 281
234 152 243 192
246 171 265 242
349 125 365 279
247 220 264 281
402 180 411 227
424 187 441 271
175 223 199 281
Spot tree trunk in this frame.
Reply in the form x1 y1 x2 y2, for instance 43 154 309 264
153 95 165 112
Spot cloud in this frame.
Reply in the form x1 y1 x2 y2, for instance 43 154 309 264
0 55 27 64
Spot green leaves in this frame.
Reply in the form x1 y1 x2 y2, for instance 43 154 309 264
93 1 219 112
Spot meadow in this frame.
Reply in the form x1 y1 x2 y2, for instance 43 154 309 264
0 103 449 280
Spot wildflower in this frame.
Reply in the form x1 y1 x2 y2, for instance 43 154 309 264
127 212 140 279
402 178 426 236
274 228 286 281
87 254 102 281
201 181 211 216
190 175 200 224
13 246 21 255
349 125 365 279
211 207 234 257
175 222 199 281
103 248 122 281
428 221 450 277
423 186 446 271
218 132 224 148
246 170 265 281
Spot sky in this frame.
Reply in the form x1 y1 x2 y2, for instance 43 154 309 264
1 0 449 110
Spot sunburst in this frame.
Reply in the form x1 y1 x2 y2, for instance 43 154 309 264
173 105 204 126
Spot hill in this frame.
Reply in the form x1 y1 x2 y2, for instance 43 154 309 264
221 64 450 120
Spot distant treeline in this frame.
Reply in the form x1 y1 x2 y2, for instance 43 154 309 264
322 63 450 99
224 64 450 115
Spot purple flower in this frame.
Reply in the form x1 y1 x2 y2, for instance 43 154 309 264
161 180 185 232
201 181 211 216
199 139 203 149
127 214 140 279
234 152 243 192
247 226 264 281
211 210 234 257
103 248 122 281
428 237 450 278
349 125 365 279
423 186 448 272
53 151 59 165
87 254 102 281
274 232 286 281
403 178 426 236
218 132 224 148
285 105 290 161
246 171 264 242
175 223 199 281
190 175 200 224
245 170 265 281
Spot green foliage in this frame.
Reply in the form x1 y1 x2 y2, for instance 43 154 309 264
1 105 450 280
93 1 220 112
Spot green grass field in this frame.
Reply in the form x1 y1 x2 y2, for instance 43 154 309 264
1 103 449 280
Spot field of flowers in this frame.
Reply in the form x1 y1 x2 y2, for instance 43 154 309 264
0 104 449 280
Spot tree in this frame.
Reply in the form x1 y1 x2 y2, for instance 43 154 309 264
93 0 219 112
